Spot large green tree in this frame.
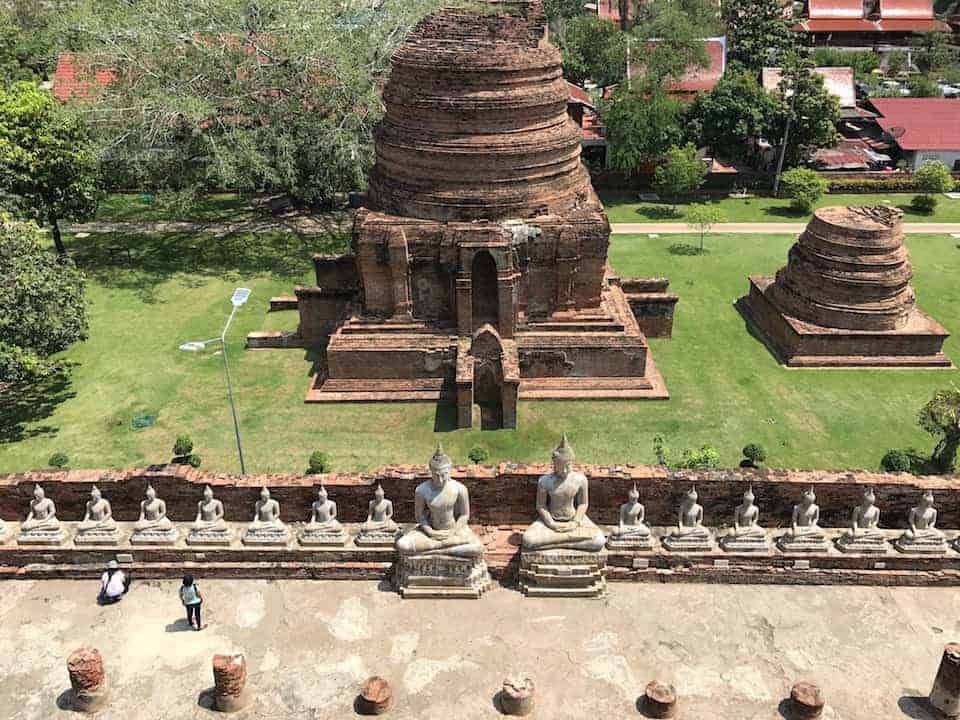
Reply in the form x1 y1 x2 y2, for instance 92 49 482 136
722 0 795 71
918 389 960 474
0 215 88 385
0 82 100 255
557 16 627 87
769 55 840 168
602 82 686 175
58 0 462 206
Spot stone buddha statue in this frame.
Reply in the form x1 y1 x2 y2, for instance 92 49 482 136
837 487 886 554
520 435 606 553
896 490 948 554
19 484 65 545
777 487 828 552
243 487 290 545
299 484 348 546
356 484 400 546
606 484 653 550
132 485 179 545
721 486 769 552
75 486 121 544
396 446 485 558
663 486 714 551
187 485 234 546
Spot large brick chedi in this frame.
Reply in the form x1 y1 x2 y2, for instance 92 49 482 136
294 0 673 428
737 206 949 367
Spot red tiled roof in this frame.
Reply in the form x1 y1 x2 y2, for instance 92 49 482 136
871 98 960 150
52 53 116 102
877 17 950 29
879 0 934 19
808 0 864 18
567 82 595 109
630 37 726 97
795 18 880 30
595 0 628 23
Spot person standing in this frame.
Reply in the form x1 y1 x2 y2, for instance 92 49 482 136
179 575 204 630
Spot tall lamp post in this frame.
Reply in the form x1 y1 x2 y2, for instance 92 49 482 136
179 287 252 475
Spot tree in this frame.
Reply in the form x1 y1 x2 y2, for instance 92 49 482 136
556 16 627 87
686 62 781 161
912 159 954 211
769 55 841 168
0 82 100 255
722 0 796 71
630 0 713 86
0 215 88 385
602 83 686 176
307 450 330 474
653 144 707 204
907 75 941 97
741 443 767 468
779 167 828 212
915 32 958 75
685 203 723 252
917 389 960 474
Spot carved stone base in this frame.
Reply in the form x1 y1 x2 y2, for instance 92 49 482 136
519 548 607 598
298 525 349 547
836 533 888 555
895 534 948 555
130 526 180 546
74 527 122 546
662 531 714 553
186 528 234 547
242 526 291 547
17 527 66 546
777 533 829 554
396 553 492 599
720 534 771 553
355 528 400 548
606 533 654 551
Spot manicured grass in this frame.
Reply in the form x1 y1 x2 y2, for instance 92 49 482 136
1 230 958 474
95 193 254 223
599 191 960 224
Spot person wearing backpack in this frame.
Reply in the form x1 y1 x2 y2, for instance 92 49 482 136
179 574 204 630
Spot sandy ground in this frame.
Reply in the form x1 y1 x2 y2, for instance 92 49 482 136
0 579 955 719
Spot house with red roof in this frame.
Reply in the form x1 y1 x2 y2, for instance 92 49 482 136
51 53 116 102
794 0 950 44
868 98 960 170
628 37 727 101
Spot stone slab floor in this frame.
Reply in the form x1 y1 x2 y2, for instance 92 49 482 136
0 579 954 719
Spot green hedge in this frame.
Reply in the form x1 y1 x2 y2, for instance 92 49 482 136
827 177 960 193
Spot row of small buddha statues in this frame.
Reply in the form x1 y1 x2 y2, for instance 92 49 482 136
1 436 955 557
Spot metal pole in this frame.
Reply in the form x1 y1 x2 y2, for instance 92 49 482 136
220 305 246 475
773 80 797 197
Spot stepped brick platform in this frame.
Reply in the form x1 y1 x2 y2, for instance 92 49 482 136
253 0 675 427
738 206 950 367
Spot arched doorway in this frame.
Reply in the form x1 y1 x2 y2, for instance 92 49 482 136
471 324 504 429
471 251 499 331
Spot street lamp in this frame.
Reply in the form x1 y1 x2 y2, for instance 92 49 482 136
179 287 252 475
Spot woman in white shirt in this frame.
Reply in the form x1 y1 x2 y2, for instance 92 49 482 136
98 560 130 604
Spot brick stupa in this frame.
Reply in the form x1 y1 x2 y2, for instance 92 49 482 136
737 206 950 367
289 0 676 428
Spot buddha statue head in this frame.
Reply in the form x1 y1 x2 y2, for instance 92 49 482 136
862 487 876 506
374 484 385 501
743 486 755 506
34 484 45 502
203 485 214 502
802 487 816 506
551 434 575 477
90 486 102 502
145 485 157 501
317 484 328 502
628 483 640 502
260 486 271 502
428 444 453 487
920 490 935 508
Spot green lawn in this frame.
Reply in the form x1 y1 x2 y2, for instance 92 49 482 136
599 191 960 224
1 230 958 474
95 193 254 223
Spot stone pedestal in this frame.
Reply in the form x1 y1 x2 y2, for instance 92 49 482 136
835 531 887 554
355 527 400 548
357 676 392 715
642 680 677 718
519 548 607 598
777 532 829 554
930 644 960 719
67 646 108 713
298 524 349 547
720 532 771 553
241 524 290 547
499 676 535 716
662 530 714 553
187 527 234 547
18 526 66 546
395 553 492 599
74 525 122 546
895 532 949 555
790 681 824 719
606 531 655 551
130 525 179 546
212 654 252 713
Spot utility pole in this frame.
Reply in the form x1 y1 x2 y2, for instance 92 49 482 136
772 74 798 197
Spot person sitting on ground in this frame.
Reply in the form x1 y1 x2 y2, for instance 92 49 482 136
179 574 204 631
98 560 130 605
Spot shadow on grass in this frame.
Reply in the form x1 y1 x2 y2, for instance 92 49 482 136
0 374 76 444
69 216 350 303
668 243 708 256
636 205 683 220
762 204 810 219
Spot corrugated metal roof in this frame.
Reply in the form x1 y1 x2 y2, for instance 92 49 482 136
808 0 864 19
879 0 934 19
762 66 856 107
871 98 960 150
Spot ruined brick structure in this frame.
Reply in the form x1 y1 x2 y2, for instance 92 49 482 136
284 0 675 428
738 206 950 367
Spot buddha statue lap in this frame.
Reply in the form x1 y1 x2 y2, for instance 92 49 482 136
187 485 234 546
242 487 290 546
131 485 179 545
606 484 654 551
777 488 829 553
895 491 948 555
663 487 714 552
395 446 491 598
355 484 400 547
721 486 770 552
298 484 348 546
837 487 887 554
75 486 121 545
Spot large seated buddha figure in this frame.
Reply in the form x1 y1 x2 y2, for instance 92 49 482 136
521 435 606 553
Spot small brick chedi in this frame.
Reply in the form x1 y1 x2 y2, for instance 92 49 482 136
293 0 675 428
738 206 949 367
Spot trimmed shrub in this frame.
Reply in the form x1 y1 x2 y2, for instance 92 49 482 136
48 452 70 469
780 168 829 212
826 177 958 193
677 444 721 470
307 450 330 474
911 193 938 213
741 443 767 467
467 446 490 464
880 449 912 473
173 435 194 458
186 453 202 468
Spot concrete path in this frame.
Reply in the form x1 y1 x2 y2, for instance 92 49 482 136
610 222 960 235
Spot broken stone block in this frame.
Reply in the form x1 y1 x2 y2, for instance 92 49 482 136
642 680 677 718
356 676 392 715
67 646 108 712
498 676 534 716
790 680 825 719
930 643 960 719
212 653 252 713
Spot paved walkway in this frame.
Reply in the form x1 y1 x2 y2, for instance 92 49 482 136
65 219 960 237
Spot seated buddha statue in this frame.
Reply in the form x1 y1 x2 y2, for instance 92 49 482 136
243 487 290 545
396 445 485 558
777 487 828 552
721 486 769 552
19 484 65 544
838 487 886 553
896 491 948 554
131 485 178 544
663 486 713 551
187 485 233 545
521 435 606 553
606 484 653 550
356 484 400 546
298 484 348 546
76 486 120 543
